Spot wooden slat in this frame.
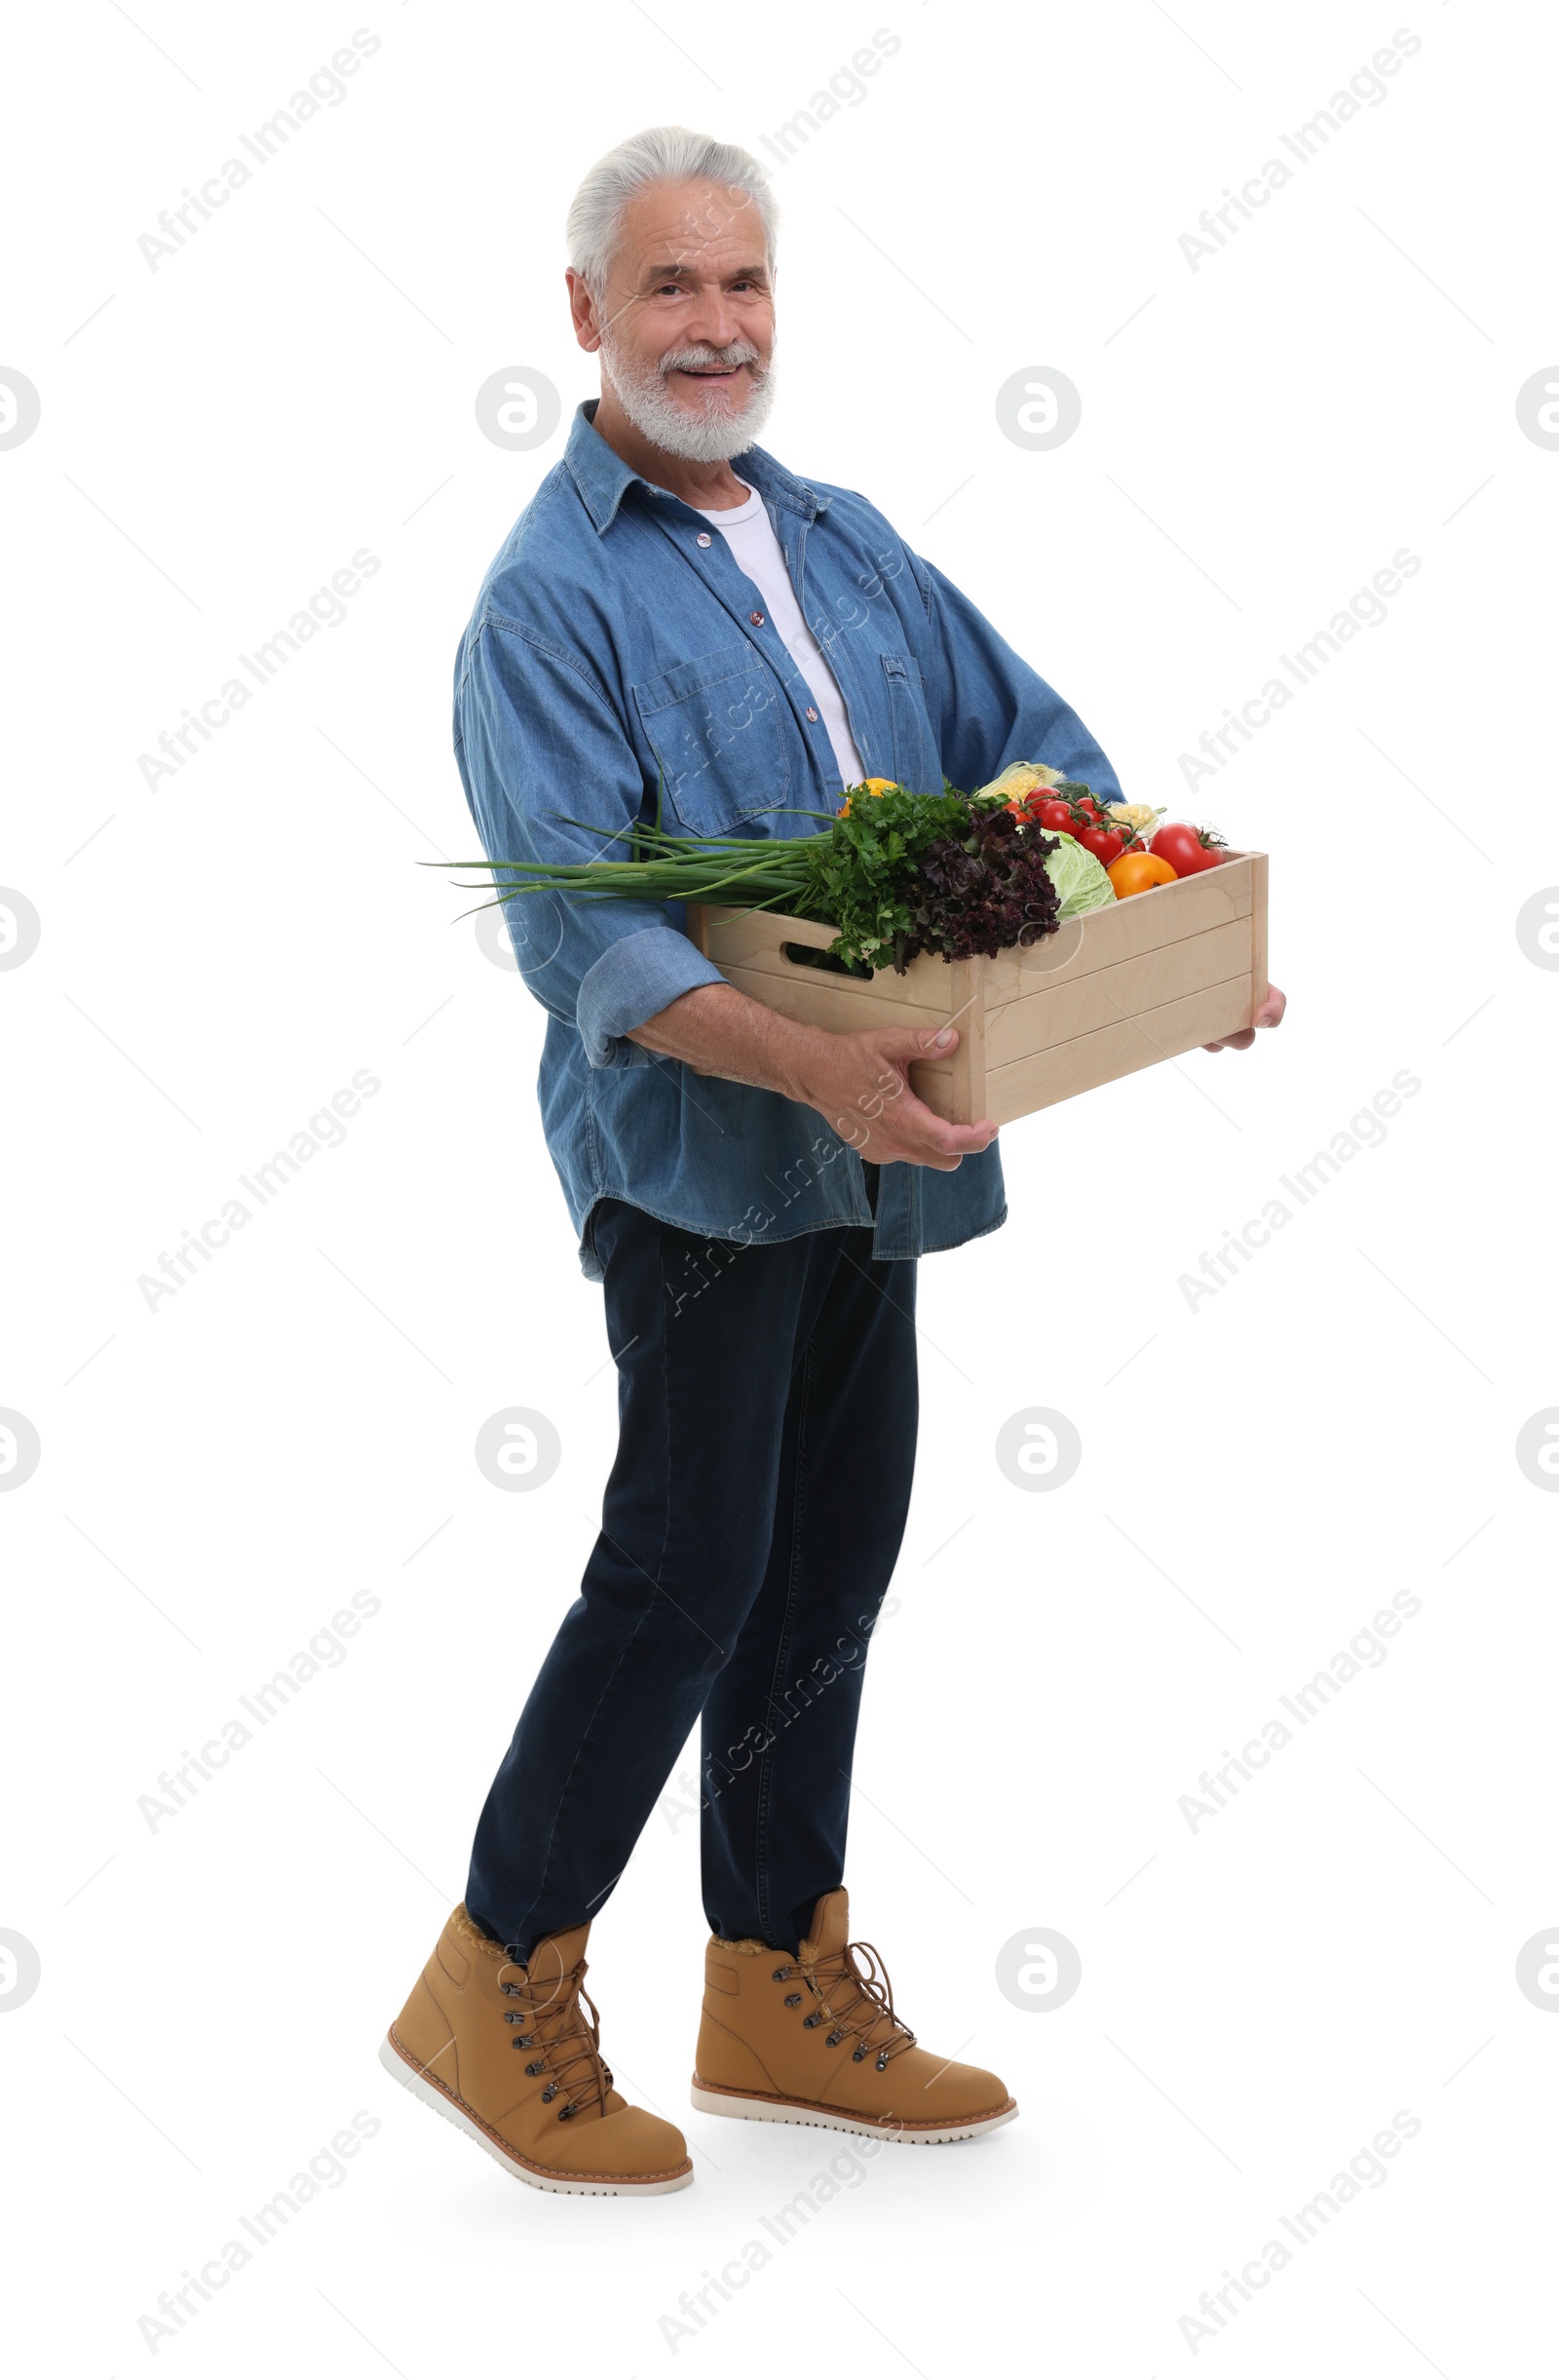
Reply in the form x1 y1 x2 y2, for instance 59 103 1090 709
984 917 1254 1070
944 956 985 1121
909 1053 958 1122
978 857 1255 1007
703 959 950 1038
691 904 836 962
1247 851 1270 1014
687 904 957 1007
983 979 1256 1123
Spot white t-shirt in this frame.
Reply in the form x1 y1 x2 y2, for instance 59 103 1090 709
689 482 867 790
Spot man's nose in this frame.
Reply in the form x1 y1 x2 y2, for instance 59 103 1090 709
683 299 759 356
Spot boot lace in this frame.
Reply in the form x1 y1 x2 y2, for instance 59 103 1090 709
497 1954 612 2122
777 1939 917 2073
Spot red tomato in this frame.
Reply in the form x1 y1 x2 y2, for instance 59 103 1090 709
1079 825 1124 865
1071 794 1104 825
1033 798 1081 835
1150 822 1226 876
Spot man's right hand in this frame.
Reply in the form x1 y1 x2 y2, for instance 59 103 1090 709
627 984 997 1171
787 1023 997 1171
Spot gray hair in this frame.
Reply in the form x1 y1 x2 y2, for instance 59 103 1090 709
565 126 779 300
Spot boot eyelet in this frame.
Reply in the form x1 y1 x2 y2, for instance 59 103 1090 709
783 1992 802 2008
525 2060 545 2076
772 1966 790 1981
557 2102 578 2120
876 2054 890 2072
802 2013 822 2028
541 2084 557 2102
826 2029 844 2047
853 2048 867 2062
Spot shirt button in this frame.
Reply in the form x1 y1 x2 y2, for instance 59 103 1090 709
805 706 819 721
696 533 711 548
749 610 765 626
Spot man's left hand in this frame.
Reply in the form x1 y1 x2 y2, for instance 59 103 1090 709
1204 981 1286 1053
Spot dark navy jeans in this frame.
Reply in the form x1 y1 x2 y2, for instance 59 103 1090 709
465 1180 919 1958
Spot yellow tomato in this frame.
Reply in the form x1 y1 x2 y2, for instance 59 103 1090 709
838 777 898 817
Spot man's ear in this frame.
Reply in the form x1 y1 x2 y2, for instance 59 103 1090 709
565 267 602 354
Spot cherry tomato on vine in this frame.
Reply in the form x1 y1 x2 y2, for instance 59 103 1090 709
1078 825 1125 866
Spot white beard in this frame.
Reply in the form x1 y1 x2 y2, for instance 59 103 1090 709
598 328 779 462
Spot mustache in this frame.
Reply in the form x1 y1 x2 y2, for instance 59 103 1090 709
659 341 766 377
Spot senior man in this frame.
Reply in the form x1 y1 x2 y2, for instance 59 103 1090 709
383 126 1284 2196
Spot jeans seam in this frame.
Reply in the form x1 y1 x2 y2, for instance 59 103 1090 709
751 1334 814 1944
509 1218 678 1948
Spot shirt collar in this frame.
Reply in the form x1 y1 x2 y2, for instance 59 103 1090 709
563 396 831 536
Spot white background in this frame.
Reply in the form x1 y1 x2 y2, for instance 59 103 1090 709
4 0 1556 2371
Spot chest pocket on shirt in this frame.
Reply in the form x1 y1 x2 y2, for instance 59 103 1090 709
633 640 791 835
880 653 941 793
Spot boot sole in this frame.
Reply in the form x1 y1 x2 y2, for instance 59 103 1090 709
378 2032 694 2195
690 2076 1018 2145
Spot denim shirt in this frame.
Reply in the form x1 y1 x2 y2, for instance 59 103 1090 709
453 399 1122 1281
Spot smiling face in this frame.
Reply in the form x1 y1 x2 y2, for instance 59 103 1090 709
568 175 778 463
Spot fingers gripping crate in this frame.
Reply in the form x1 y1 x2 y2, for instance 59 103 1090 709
685 852 1268 1127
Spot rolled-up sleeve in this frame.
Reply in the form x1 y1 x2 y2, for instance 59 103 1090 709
454 611 726 1068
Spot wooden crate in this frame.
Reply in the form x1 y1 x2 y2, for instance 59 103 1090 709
685 851 1268 1126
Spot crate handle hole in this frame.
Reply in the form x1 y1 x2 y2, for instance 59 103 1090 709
780 940 874 980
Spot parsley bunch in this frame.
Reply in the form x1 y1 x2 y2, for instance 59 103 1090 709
795 783 1062 972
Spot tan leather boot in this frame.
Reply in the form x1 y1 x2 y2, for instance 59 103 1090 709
382 1904 692 2195
691 1889 1016 2143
